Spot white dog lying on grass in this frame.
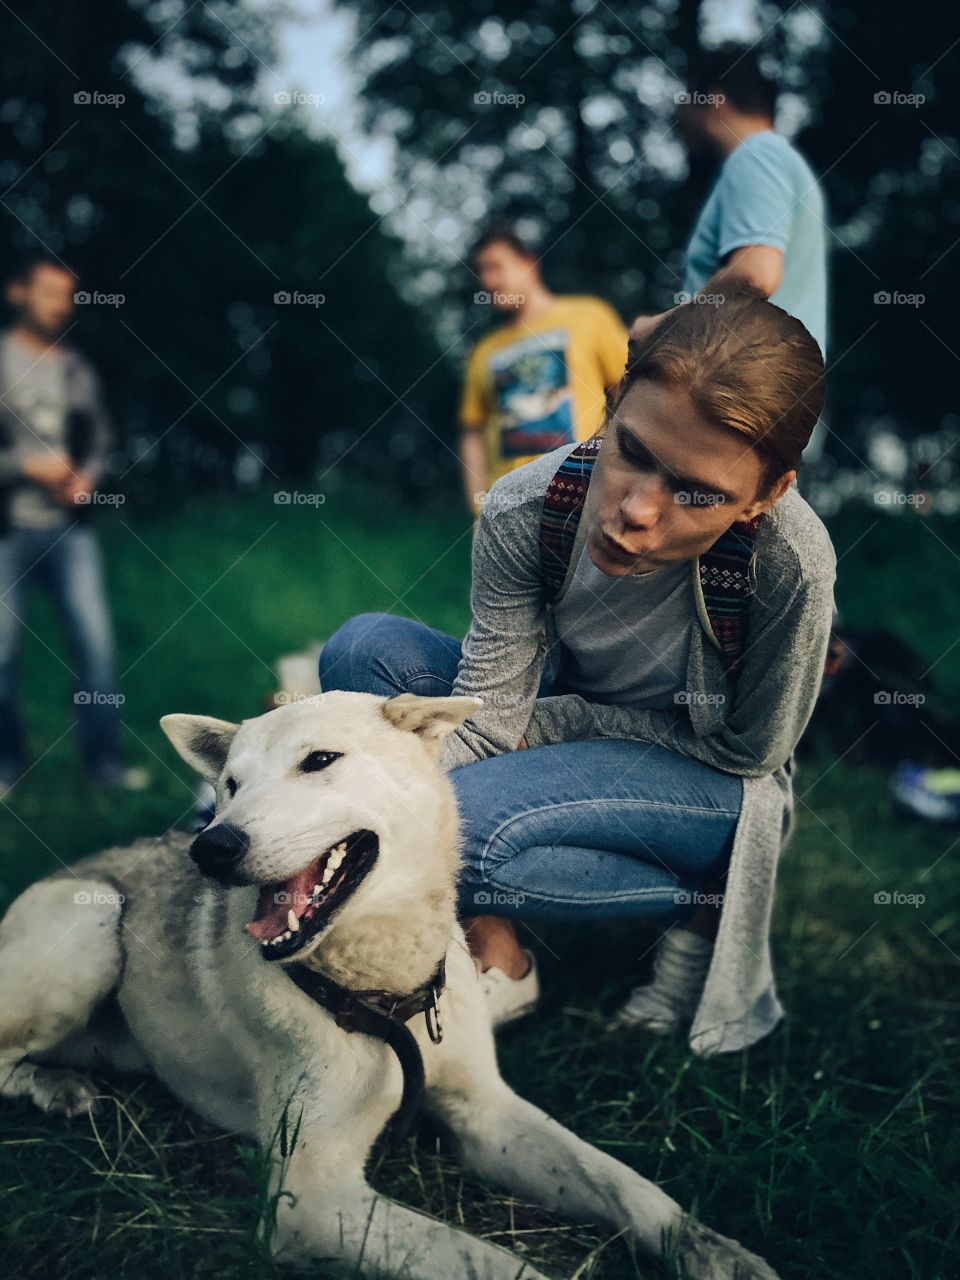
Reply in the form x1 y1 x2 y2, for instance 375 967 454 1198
0 690 779 1279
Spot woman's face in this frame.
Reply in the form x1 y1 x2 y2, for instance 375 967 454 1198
586 379 795 576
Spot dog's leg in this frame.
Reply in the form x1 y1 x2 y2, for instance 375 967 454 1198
428 1079 780 1280
423 942 779 1278
269 1142 554 1280
263 1090 555 1280
0 877 123 1116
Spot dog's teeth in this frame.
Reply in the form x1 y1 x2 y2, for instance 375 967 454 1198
313 884 322 896
322 865 334 885
287 909 300 932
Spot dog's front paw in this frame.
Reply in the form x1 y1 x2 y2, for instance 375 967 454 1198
673 1218 781 1280
34 1067 101 1118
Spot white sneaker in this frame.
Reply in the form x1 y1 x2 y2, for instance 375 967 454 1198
120 766 151 791
93 764 151 792
606 929 713 1035
605 985 687 1035
476 949 540 1028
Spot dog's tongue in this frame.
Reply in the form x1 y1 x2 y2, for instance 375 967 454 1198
245 861 319 942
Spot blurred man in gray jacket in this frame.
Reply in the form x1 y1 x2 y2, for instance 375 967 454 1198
0 255 141 795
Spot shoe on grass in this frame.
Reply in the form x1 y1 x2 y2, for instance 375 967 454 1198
606 928 713 1035
606 984 689 1036
91 763 151 792
892 762 960 823
476 948 540 1028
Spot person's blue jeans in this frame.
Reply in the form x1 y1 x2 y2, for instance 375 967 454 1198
319 612 742 926
0 524 122 779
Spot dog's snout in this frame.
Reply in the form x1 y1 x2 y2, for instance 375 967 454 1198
190 822 250 884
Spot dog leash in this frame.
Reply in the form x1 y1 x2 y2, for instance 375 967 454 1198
287 956 446 1144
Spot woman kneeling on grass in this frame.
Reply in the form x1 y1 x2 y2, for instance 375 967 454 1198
320 280 836 1056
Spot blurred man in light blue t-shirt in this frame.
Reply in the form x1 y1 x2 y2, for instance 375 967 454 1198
631 46 829 361
681 47 827 359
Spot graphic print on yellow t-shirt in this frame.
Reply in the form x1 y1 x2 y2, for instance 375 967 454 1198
492 326 575 458
459 296 628 486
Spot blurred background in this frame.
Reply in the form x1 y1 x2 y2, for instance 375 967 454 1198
1 0 956 506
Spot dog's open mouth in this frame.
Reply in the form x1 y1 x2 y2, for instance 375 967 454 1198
244 829 379 961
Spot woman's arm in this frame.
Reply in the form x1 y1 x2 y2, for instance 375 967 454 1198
438 484 550 772
522 564 836 779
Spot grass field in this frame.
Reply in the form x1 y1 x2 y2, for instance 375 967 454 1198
0 486 957 1280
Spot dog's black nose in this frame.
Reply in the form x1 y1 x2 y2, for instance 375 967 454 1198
190 822 250 884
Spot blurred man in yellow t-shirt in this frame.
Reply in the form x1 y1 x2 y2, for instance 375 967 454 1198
458 226 629 515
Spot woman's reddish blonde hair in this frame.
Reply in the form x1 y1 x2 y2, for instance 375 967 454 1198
605 280 825 494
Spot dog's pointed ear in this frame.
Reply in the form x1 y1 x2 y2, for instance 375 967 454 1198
160 714 239 783
380 693 484 754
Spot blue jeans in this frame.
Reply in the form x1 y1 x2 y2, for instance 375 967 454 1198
319 612 742 925
0 524 121 778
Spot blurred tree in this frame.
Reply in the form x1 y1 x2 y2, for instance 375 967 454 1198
338 0 959 464
0 0 458 503
337 0 704 310
800 3 958 463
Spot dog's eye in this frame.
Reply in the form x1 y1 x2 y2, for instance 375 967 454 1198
224 776 238 797
299 750 343 774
